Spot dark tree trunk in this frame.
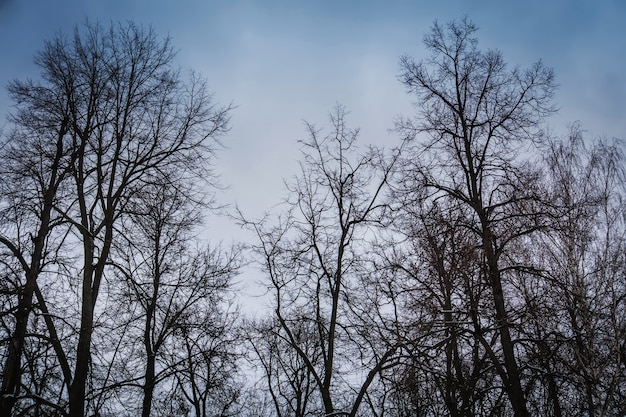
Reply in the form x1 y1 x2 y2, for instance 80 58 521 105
68 260 95 417
142 356 156 417
482 227 529 417
0 123 67 416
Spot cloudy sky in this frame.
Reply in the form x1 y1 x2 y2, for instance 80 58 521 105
1 1 624 253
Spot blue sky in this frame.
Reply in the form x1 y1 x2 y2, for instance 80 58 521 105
1 0 625 242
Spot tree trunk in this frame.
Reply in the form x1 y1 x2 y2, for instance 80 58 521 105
142 287 157 417
142 356 156 417
0 286 34 414
0 124 67 415
483 227 529 417
68 263 95 417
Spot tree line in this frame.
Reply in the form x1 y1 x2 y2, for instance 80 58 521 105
1 18 624 417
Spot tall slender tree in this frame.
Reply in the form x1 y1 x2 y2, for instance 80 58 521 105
1 21 231 416
530 129 626 415
243 106 399 417
398 17 557 416
0 65 74 415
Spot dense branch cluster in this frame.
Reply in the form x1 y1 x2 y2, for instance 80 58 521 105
1 18 624 417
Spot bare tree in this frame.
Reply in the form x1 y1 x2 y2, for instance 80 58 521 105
242 106 400 417
372 192 502 417
245 317 323 417
398 17 557 416
173 302 242 417
528 128 626 416
94 178 240 417
1 20 231 417
0 62 74 415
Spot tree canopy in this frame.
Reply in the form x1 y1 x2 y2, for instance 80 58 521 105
1 17 624 417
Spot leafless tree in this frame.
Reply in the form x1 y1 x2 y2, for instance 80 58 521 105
373 192 504 417
0 55 75 415
526 128 626 416
242 106 400 417
173 303 242 417
245 317 323 417
92 178 240 417
397 17 557 416
0 20 231 417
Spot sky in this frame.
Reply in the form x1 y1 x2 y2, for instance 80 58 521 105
1 1 625 303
